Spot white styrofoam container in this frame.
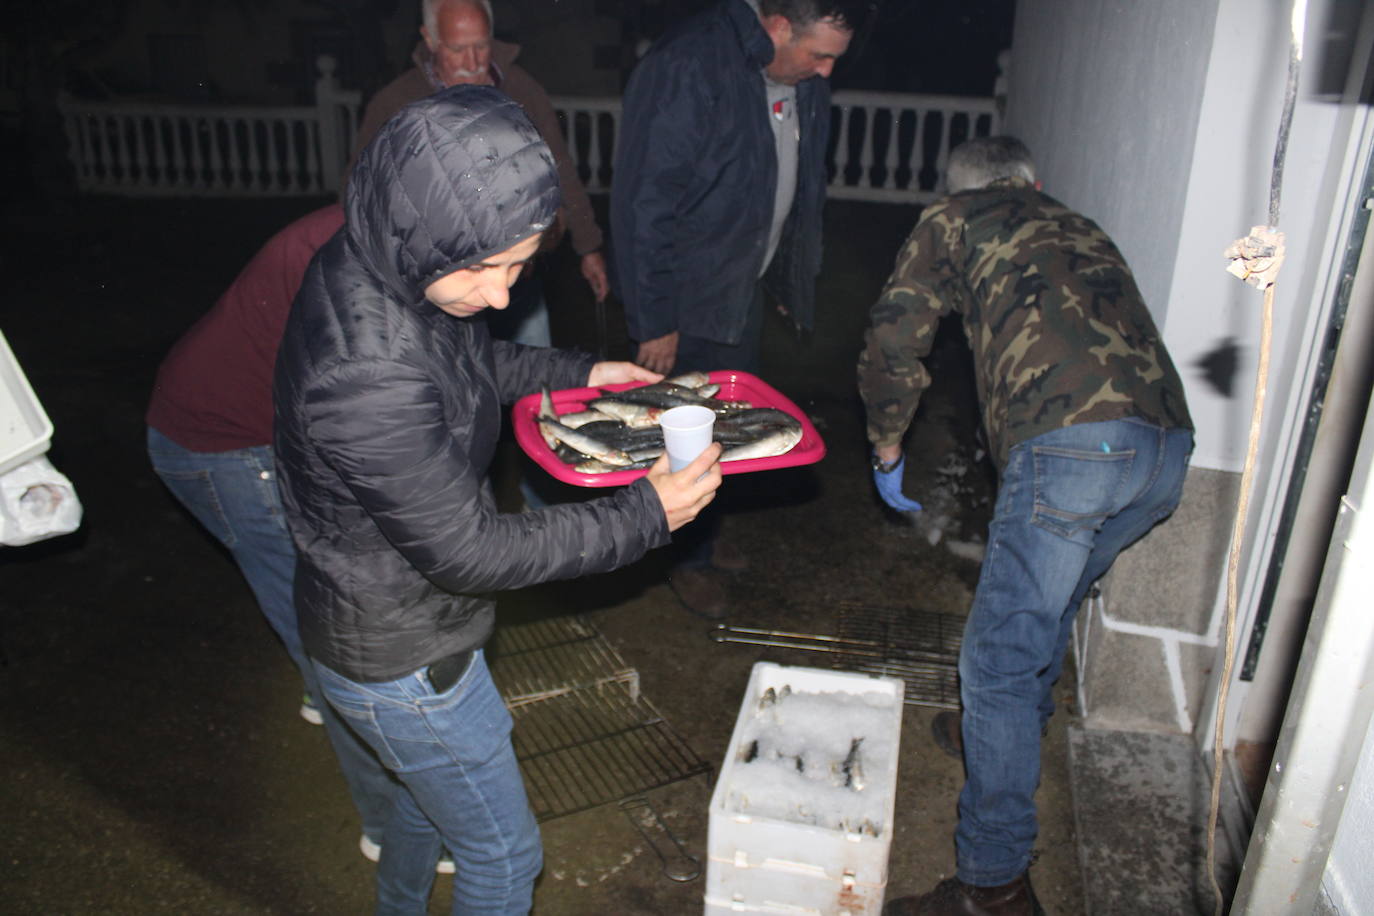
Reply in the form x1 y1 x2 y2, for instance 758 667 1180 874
0 329 53 476
705 662 904 916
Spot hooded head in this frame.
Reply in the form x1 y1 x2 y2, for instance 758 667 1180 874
345 84 560 302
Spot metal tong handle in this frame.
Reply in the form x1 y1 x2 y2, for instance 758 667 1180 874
619 796 700 883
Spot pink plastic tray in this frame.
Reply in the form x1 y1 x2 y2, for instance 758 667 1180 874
512 370 827 488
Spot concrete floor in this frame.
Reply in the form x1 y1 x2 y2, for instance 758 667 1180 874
0 195 1094 914
1068 728 1239 915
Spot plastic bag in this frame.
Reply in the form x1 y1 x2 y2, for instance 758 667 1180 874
0 454 82 547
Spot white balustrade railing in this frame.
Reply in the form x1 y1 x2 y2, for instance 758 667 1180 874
551 90 996 205
546 96 623 196
58 76 993 203
58 56 358 197
827 90 1000 202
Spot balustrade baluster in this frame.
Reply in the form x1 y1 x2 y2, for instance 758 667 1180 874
129 113 150 188
284 121 302 193
150 114 170 189
586 111 606 193
304 120 323 194
105 114 124 186
207 117 228 192
221 117 244 193
881 106 899 191
898 107 917 194
263 120 283 193
183 115 205 190
858 107 876 191
244 118 264 193
169 115 189 190
115 113 138 187
832 105 852 190
932 110 952 193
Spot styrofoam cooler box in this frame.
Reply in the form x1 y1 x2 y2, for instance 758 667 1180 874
705 663 904 916
0 329 53 476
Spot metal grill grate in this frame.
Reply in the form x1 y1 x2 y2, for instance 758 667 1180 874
832 602 962 708
489 614 639 708
509 679 712 822
708 603 964 709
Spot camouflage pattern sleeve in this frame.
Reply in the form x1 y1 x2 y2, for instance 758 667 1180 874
857 201 964 449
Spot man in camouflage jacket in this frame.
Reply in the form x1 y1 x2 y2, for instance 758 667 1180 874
860 137 1193 916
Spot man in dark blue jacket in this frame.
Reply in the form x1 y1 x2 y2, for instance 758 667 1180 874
610 0 867 616
612 0 866 376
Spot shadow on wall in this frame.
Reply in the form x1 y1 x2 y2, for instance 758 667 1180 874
1195 336 1240 398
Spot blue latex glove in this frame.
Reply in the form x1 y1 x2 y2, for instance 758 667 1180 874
874 457 923 512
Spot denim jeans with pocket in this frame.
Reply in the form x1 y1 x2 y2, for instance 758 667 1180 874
311 650 542 915
146 426 397 844
955 418 1193 886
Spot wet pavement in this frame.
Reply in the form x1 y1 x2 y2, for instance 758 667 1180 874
0 195 1085 914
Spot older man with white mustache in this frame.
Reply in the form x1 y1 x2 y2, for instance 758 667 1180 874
350 0 610 327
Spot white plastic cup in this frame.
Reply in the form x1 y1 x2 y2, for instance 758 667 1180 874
659 405 716 472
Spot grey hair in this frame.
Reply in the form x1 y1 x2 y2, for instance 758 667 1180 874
945 136 1037 194
422 0 494 36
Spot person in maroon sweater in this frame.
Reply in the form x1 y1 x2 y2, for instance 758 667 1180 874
146 203 402 866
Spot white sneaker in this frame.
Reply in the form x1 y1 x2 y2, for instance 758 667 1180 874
359 834 456 875
299 693 324 725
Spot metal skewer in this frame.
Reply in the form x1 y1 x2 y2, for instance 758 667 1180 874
709 624 958 664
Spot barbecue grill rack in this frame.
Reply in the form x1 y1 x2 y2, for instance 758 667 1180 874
488 613 639 707
710 602 963 710
509 678 712 822
489 615 711 822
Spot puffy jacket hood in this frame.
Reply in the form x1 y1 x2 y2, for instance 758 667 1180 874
344 84 560 303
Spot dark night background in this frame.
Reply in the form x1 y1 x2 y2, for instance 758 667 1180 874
0 4 1093 916
5 1 1014 198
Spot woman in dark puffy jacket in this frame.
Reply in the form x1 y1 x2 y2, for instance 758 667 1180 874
273 85 722 915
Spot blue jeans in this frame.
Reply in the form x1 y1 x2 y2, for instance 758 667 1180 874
311 651 542 916
955 419 1193 886
146 427 397 844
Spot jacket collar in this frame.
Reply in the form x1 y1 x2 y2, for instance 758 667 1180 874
724 0 775 70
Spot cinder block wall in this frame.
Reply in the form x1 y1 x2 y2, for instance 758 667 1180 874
1074 468 1238 733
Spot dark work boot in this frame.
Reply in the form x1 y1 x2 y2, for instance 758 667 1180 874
882 873 1046 916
